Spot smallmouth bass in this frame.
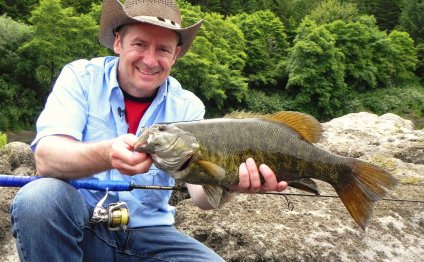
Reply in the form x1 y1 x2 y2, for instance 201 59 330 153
134 111 397 230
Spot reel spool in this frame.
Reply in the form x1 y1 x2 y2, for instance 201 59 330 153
108 202 130 229
91 189 130 230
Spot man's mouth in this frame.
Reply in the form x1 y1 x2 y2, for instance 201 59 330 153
136 67 159 75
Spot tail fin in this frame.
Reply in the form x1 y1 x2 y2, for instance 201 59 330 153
335 160 398 230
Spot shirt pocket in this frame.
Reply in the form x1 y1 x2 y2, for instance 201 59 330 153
84 113 117 141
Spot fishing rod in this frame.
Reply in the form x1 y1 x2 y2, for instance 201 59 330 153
0 174 186 191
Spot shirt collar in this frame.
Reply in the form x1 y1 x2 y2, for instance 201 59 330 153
109 58 120 93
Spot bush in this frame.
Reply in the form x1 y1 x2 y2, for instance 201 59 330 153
357 84 424 117
244 90 295 114
0 132 7 148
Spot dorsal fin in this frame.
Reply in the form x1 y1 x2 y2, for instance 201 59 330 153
224 111 263 119
224 111 323 143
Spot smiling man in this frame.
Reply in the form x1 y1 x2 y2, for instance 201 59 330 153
10 0 287 261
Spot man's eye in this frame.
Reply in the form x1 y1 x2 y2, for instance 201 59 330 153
160 48 171 53
134 42 144 47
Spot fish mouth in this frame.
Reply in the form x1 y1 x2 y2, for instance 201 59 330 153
178 155 194 171
134 128 179 154
134 128 151 152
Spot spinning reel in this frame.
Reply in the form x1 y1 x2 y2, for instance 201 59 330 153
90 189 130 230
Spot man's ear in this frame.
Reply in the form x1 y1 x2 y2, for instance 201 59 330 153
173 46 181 62
113 32 122 55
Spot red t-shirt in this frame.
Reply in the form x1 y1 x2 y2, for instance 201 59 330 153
122 89 156 134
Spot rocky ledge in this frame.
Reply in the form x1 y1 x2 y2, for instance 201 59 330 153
1 112 423 261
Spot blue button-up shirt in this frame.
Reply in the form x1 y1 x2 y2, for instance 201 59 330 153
31 56 205 227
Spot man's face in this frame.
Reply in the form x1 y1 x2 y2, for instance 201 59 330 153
113 23 181 97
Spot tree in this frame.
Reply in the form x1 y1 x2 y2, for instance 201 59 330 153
61 0 102 14
398 0 424 42
387 30 418 83
0 0 38 22
350 0 403 31
286 18 347 119
230 10 289 89
326 16 380 91
173 2 248 116
19 0 106 92
0 15 38 130
308 0 359 25
398 0 424 80
370 0 402 31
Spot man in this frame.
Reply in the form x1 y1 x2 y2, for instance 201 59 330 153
10 0 287 261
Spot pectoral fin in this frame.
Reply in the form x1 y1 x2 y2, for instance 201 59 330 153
203 185 224 208
288 178 320 195
198 160 226 180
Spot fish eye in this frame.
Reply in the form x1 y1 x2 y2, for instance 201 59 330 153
158 125 167 131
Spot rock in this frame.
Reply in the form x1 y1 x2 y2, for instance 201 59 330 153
0 142 36 173
1 112 423 261
0 142 36 262
0 157 11 174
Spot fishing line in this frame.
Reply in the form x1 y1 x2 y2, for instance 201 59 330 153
281 194 295 211
261 192 424 204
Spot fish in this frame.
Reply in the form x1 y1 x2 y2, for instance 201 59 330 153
134 111 398 230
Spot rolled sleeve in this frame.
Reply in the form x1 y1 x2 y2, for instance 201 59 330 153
31 63 89 151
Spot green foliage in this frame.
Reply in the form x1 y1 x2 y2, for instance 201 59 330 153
416 43 424 80
398 0 424 81
0 15 39 130
356 84 424 117
19 0 107 90
283 0 321 34
61 0 102 14
308 0 359 25
0 0 38 22
349 0 403 31
243 90 295 114
192 0 277 15
370 0 402 31
325 16 381 90
0 132 7 148
173 2 248 116
387 30 418 84
1 0 422 129
398 0 424 43
230 10 289 89
286 18 348 119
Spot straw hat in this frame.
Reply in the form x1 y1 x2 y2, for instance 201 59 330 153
99 0 203 58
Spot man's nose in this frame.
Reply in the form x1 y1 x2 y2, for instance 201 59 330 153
142 47 159 67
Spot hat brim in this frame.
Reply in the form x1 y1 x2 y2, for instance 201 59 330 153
98 0 203 58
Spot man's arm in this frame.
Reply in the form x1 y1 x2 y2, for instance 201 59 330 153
34 134 152 179
187 158 288 210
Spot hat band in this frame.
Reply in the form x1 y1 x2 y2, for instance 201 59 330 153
133 15 181 29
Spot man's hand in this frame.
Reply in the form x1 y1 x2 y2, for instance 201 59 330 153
109 134 153 175
230 158 287 193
